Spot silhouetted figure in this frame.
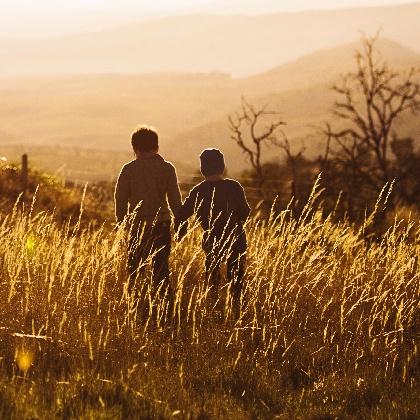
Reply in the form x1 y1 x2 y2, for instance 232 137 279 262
115 126 182 299
175 149 250 311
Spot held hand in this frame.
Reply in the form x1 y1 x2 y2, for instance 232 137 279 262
174 221 188 241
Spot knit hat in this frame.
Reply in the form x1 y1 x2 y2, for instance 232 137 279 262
200 148 225 177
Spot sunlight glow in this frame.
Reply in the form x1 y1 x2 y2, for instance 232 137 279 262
0 0 411 37
0 0 411 14
15 348 35 373
26 235 37 256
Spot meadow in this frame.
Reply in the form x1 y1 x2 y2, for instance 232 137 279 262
0 183 418 419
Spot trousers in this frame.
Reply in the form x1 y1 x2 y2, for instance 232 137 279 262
203 231 247 299
127 221 171 295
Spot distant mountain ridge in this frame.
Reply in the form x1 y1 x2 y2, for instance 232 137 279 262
0 2 419 77
239 38 420 94
203 0 419 14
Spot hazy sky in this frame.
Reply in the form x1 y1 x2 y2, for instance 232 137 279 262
0 0 414 37
1 0 412 12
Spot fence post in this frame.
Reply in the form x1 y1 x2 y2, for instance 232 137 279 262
290 180 296 200
21 154 28 197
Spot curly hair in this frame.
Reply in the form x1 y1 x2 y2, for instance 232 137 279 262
131 125 158 152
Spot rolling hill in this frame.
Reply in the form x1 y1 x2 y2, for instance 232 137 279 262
1 39 419 179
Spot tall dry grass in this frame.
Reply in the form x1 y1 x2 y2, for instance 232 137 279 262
0 186 419 418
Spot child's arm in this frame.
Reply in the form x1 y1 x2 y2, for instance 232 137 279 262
174 189 197 240
167 164 182 217
236 184 251 223
114 166 130 224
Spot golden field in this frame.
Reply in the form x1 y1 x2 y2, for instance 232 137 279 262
0 185 418 419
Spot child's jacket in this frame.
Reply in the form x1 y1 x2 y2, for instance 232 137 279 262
115 155 182 224
175 179 250 252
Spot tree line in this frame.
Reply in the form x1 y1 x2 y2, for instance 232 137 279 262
229 36 420 221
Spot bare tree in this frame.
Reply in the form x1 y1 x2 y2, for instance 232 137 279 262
274 136 306 200
325 35 420 193
229 97 285 198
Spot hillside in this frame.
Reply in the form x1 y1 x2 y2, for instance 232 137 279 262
240 38 420 94
1 39 419 179
171 38 420 173
1 3 420 77
0 73 237 161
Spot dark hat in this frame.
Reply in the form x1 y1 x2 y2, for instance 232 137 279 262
200 148 225 177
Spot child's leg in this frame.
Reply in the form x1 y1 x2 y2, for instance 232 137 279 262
205 250 221 293
127 228 141 294
150 222 173 322
151 221 172 295
228 232 247 292
128 223 151 297
227 251 246 301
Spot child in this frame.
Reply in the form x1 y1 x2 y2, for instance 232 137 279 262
115 125 182 295
175 148 250 305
